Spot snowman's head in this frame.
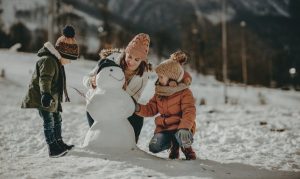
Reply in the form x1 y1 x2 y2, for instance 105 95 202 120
96 59 125 90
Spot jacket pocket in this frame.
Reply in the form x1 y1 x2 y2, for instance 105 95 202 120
164 116 181 126
155 116 181 128
155 116 165 127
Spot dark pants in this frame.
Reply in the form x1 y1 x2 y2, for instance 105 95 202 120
38 109 63 145
127 113 144 143
86 112 144 143
149 131 179 153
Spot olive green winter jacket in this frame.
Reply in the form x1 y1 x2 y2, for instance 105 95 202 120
21 42 64 112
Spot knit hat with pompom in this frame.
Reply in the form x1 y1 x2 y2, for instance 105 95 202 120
125 33 150 61
55 25 79 60
155 59 184 82
170 50 189 65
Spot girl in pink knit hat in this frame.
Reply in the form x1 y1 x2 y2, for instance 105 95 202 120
83 33 151 143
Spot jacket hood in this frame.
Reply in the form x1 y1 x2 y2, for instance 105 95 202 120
37 42 62 60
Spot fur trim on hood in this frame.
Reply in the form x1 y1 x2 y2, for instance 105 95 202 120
44 42 62 60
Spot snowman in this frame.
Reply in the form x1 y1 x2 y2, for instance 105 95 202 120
83 59 137 154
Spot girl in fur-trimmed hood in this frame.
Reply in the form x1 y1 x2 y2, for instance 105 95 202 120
83 33 151 143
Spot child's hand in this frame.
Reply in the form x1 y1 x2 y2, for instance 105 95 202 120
41 93 53 108
175 129 193 148
131 97 140 112
135 104 140 112
90 75 96 89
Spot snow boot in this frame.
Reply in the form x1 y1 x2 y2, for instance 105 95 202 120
169 145 180 159
57 139 74 150
48 142 68 158
53 118 74 150
168 138 180 159
181 147 196 160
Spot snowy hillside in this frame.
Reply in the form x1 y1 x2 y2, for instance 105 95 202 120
2 0 291 30
0 50 300 178
107 0 290 25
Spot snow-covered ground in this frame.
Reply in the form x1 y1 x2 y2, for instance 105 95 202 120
0 50 300 179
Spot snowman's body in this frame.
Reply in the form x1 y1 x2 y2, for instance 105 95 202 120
83 63 136 154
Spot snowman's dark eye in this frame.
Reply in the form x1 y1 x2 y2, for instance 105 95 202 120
110 69 113 72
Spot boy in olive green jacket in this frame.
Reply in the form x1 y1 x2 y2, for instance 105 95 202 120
21 25 79 157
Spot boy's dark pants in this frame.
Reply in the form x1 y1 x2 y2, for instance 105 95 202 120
38 109 63 144
86 112 144 143
149 131 179 153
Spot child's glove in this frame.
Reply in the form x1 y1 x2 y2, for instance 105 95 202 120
41 93 53 108
175 129 193 148
135 104 140 112
131 97 140 112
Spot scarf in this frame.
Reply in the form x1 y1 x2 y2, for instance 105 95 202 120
61 66 70 102
155 82 189 97
58 63 70 102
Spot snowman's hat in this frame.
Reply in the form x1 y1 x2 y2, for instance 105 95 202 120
97 59 121 74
